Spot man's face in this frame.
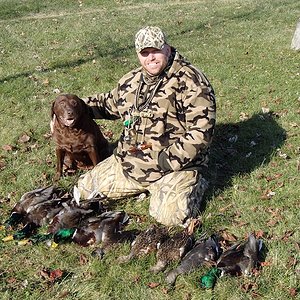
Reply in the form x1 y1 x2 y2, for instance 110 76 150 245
137 45 171 76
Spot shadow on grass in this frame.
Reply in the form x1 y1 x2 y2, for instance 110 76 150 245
0 43 132 84
202 112 286 210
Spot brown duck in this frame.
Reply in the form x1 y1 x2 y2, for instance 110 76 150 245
5 186 60 228
47 202 95 234
149 229 194 274
72 210 129 247
118 224 169 263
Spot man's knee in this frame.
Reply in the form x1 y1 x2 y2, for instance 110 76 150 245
148 171 208 226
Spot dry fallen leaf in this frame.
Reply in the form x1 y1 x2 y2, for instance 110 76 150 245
187 218 201 235
289 288 298 297
266 173 282 181
6 277 17 284
251 291 262 298
18 133 31 143
2 144 14 151
276 181 285 188
267 218 279 227
281 230 295 242
287 256 298 269
234 220 249 227
43 78 50 85
79 253 88 265
129 213 148 223
43 133 52 139
59 291 70 298
241 281 258 293
40 269 50 280
49 269 63 282
261 189 275 199
104 130 114 140
220 231 238 243
0 159 6 170
239 112 249 121
132 275 141 284
40 268 64 282
219 203 233 213
260 261 272 267
254 230 265 238
147 282 160 289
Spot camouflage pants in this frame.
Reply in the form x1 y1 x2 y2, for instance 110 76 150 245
77 155 208 226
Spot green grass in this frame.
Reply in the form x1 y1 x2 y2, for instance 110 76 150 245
0 0 300 299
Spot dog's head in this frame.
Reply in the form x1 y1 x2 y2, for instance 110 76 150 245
51 94 88 128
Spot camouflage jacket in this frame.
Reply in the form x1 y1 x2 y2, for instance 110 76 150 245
84 48 216 185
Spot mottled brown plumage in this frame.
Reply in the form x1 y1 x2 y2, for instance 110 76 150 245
118 224 169 263
150 230 194 273
72 211 129 247
5 186 64 228
47 203 94 234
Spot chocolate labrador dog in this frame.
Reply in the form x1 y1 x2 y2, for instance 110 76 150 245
51 94 110 181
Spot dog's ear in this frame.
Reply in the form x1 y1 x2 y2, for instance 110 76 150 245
78 98 94 118
79 98 89 114
51 101 56 118
50 101 57 134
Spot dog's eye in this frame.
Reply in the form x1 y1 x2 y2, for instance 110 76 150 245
71 100 77 106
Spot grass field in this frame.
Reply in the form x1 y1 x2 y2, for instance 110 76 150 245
0 0 299 299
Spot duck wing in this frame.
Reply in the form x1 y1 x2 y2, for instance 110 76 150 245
165 234 220 286
217 233 261 276
150 231 194 274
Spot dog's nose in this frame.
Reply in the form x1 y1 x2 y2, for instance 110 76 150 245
67 110 74 117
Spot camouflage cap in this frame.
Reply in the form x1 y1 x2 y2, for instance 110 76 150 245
135 26 167 53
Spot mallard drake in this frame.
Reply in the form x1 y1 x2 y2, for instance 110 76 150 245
118 224 169 263
216 233 262 276
149 229 194 274
47 203 95 234
72 210 129 247
3 186 68 241
4 186 59 228
24 197 69 228
165 234 221 286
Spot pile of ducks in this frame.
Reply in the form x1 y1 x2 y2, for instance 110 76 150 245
2 185 264 289
2 186 131 251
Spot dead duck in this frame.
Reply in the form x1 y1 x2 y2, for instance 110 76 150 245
216 233 262 276
3 186 68 241
23 197 69 228
118 224 169 263
47 188 105 234
72 185 106 212
47 202 95 234
72 211 129 247
4 186 59 228
165 234 221 286
149 229 194 274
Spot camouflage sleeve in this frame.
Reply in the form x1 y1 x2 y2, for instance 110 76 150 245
82 87 121 120
158 75 216 172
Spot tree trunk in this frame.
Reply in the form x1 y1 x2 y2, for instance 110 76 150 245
291 19 300 50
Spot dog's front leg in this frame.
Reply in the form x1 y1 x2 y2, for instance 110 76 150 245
88 147 100 167
54 147 65 181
